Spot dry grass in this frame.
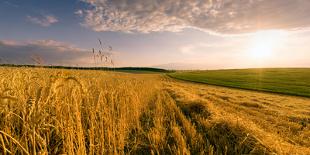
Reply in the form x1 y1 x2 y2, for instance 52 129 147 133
0 67 309 154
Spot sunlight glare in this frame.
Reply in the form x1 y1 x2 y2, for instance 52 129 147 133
248 30 287 61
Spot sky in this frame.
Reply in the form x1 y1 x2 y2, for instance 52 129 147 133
0 0 310 69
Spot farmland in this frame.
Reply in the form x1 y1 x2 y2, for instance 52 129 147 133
169 68 310 97
0 67 309 154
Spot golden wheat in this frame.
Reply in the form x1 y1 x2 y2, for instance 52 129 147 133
0 67 309 154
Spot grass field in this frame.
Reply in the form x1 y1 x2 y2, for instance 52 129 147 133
0 67 309 154
168 68 310 97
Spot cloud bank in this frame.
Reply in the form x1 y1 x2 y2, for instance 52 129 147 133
27 15 58 27
0 40 91 66
79 0 310 34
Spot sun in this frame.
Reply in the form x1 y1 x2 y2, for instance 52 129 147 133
247 30 287 61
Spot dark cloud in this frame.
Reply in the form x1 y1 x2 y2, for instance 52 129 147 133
0 40 91 66
79 0 310 34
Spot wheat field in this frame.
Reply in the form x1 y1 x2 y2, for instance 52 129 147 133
0 67 309 154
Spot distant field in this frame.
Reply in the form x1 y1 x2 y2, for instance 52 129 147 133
169 68 310 97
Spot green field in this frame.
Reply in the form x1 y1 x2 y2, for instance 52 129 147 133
168 68 310 97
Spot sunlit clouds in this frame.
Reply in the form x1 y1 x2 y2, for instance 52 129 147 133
79 0 310 34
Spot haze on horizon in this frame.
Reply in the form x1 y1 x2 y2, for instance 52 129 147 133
1 0 310 70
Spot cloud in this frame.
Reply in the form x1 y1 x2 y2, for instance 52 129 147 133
0 40 92 66
1 1 19 8
75 10 84 17
180 43 226 55
27 15 58 27
79 0 310 34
